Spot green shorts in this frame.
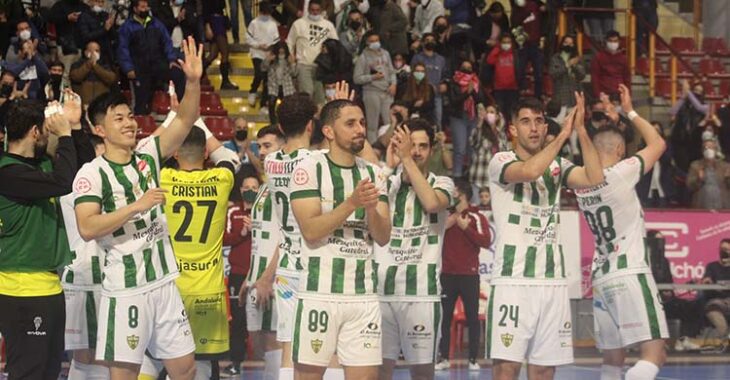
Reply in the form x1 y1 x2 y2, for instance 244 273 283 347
182 292 229 357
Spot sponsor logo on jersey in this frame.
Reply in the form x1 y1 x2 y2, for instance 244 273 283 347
311 339 323 353
75 177 91 193
501 333 513 348
27 316 46 336
177 257 220 272
127 335 139 350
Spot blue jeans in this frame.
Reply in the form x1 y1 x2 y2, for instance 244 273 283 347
449 116 477 178
229 0 252 40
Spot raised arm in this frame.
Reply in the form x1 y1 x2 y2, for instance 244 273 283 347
158 36 203 159
566 92 605 188
619 84 666 174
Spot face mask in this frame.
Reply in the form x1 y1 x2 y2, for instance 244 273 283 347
325 88 336 98
704 148 716 160
19 30 31 41
501 43 511 51
591 111 607 122
606 42 619 52
259 15 270 22
702 130 715 142
278 54 286 60
486 113 497 125
50 74 63 85
434 25 447 34
174 0 185 5
561 45 575 54
413 72 426 82
308 14 322 22
424 41 437 51
87 51 101 61
394 61 404 69
460 68 472 74
515 0 526 6
137 10 150 19
242 190 258 203
349 20 361 30
92 5 104 13
0 84 12 98
721 248 730 263
235 129 248 141
369 42 381 50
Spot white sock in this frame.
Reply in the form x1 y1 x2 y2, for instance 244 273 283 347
600 364 622 380
264 349 283 380
193 361 212 380
279 367 294 380
68 360 111 380
323 368 344 380
625 360 659 380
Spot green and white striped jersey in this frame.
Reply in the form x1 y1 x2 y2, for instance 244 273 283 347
60 194 102 290
374 173 454 301
575 155 651 283
488 151 575 285
264 148 313 276
247 184 281 283
72 136 178 296
289 152 388 301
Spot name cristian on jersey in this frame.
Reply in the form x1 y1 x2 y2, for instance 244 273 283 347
177 256 221 272
170 184 219 198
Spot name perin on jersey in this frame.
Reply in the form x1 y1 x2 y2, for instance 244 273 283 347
247 184 282 283
575 155 650 283
73 137 177 296
488 151 576 285
374 173 454 301
264 148 313 276
289 152 388 300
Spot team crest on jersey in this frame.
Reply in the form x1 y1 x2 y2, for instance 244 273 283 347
501 333 514 348
311 339 323 353
127 335 140 350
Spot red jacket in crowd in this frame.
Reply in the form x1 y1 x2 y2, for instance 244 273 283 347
590 49 630 97
223 203 252 277
486 47 519 91
442 206 491 275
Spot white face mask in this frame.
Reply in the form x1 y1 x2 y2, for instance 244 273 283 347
92 5 104 13
606 42 619 52
501 43 511 51
87 51 100 61
486 113 497 126
19 30 31 41
704 148 716 160
325 88 336 99
515 0 526 6
308 14 322 22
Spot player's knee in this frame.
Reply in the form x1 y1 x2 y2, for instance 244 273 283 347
72 349 95 364
642 340 667 367
602 349 626 367
493 360 521 379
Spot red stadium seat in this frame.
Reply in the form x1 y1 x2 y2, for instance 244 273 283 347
699 58 727 77
205 117 234 141
636 57 666 77
702 37 730 56
719 80 730 96
670 37 697 53
655 78 673 99
543 75 553 97
152 91 171 114
200 92 227 116
134 115 157 138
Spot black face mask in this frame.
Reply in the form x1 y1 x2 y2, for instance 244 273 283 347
591 111 607 123
137 10 149 19
561 45 576 54
50 74 62 86
235 129 247 141
434 25 447 34
349 20 361 30
721 249 730 261
0 84 12 98
460 68 473 74
424 41 437 50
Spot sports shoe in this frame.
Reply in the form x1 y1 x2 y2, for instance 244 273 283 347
468 359 481 371
434 359 450 371
248 93 257 106
221 364 240 377
675 336 701 351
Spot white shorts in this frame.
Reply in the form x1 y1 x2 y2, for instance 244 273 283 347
593 273 669 350
246 287 278 332
95 281 196 364
292 298 382 367
487 284 573 366
64 288 102 351
381 301 441 365
274 273 299 342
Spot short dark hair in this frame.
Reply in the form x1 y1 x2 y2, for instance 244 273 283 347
1 70 17 81
499 32 513 41
131 0 149 8
90 134 104 147
545 100 561 118
320 99 359 127
180 126 206 151
259 1 272 14
308 0 322 8
4 100 45 142
512 97 544 121
49 61 64 70
422 32 436 41
88 92 131 126
363 31 379 42
276 93 318 137
606 30 620 40
404 118 435 146
453 178 473 201
257 124 284 139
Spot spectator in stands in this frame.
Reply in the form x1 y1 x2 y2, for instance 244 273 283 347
44 62 67 102
150 0 199 49
486 33 519 121
549 35 585 108
76 0 115 62
262 42 297 124
0 71 28 121
687 137 730 209
447 59 483 178
50 0 89 79
354 31 397 142
591 30 630 98
225 117 260 167
634 0 658 56
410 0 445 40
472 1 509 77
427 129 453 176
582 0 615 42
203 0 239 90
338 9 368 58
223 171 259 376
671 80 710 173
4 20 46 65
469 103 509 195
287 0 338 105
228 0 252 44
588 95 635 144
716 102 730 160
367 0 409 56
444 0 474 26
437 178 491 371
637 121 675 207
315 39 354 88
2 38 48 100
411 32 446 125
117 0 177 115
701 239 730 341
399 62 435 122
247 2 280 108
393 53 411 92
69 40 118 106
375 100 409 151
511 0 545 99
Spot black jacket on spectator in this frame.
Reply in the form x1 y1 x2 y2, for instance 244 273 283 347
671 100 706 173
76 9 115 62
715 105 730 160
149 0 200 40
470 12 509 61
445 79 484 119
315 39 353 85
637 148 675 206
50 0 90 55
